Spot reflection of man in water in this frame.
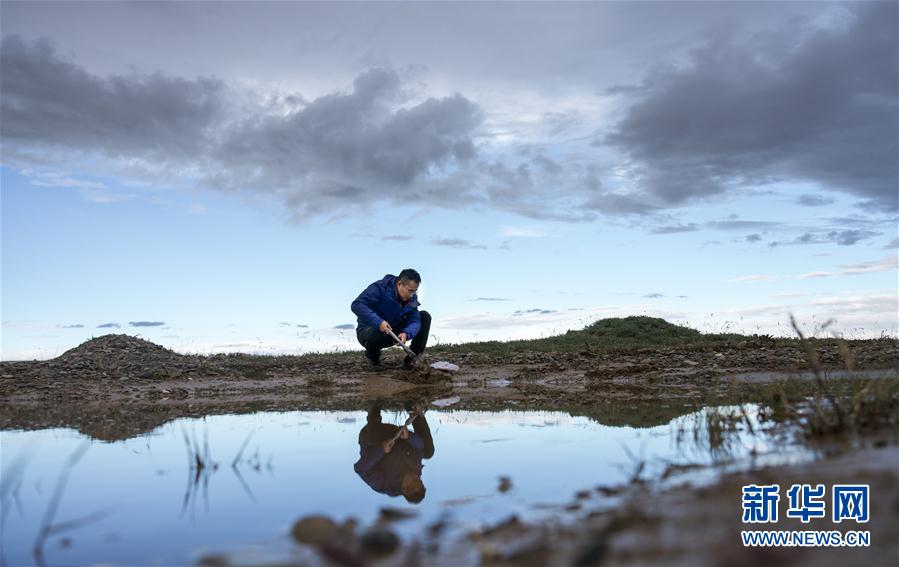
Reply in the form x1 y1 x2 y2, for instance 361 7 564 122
353 406 434 503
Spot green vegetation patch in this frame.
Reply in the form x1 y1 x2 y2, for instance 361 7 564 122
430 316 746 356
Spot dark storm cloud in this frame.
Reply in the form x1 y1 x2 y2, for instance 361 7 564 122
0 37 484 219
796 194 835 207
605 2 898 212
768 230 881 248
211 67 484 218
129 321 165 327
0 35 224 162
334 324 354 330
97 322 120 328
583 193 658 216
431 238 487 250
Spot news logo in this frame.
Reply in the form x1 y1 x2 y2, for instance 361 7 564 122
740 483 871 547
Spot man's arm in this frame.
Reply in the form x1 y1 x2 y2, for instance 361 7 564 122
351 282 385 329
411 414 434 459
401 309 421 341
354 444 388 478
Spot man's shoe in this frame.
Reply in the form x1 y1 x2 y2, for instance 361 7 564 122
403 355 415 370
364 352 381 367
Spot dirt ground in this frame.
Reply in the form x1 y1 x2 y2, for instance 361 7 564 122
2 334 897 439
2 335 898 565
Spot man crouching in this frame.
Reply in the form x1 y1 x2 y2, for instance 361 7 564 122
351 268 431 369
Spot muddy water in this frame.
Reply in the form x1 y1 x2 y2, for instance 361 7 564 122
1 405 794 566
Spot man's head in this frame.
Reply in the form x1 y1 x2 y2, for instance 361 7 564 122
396 268 421 302
401 469 426 504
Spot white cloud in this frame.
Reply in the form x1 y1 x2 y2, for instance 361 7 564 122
725 275 775 283
500 226 547 238
839 255 898 276
22 169 106 189
797 271 834 280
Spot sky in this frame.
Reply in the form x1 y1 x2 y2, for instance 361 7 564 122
1 1 897 361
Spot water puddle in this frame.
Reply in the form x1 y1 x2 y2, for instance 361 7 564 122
724 367 897 383
1 404 802 566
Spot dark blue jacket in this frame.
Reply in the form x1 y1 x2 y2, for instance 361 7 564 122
353 411 434 498
353 434 426 497
351 274 422 340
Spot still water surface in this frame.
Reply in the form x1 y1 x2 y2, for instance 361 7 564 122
1 405 782 565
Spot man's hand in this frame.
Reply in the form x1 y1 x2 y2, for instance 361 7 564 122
399 427 409 440
382 439 395 453
397 332 407 343
379 320 392 334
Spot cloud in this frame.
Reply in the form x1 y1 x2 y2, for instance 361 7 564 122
769 230 881 247
279 322 291 327
382 235 413 241
808 293 896 313
431 238 487 250
745 233 762 243
725 275 774 283
210 67 484 219
1 37 485 221
604 2 898 212
838 255 898 276
750 255 897 281
512 308 557 316
20 169 106 189
642 293 664 298
500 226 547 238
129 321 165 327
796 194 835 207
60 324 84 329
1 35 224 162
442 309 569 329
797 271 833 280
651 223 698 234
472 297 509 302
883 238 899 250
296 324 309 328
333 324 354 330
583 193 658 216
706 220 783 231
97 322 120 328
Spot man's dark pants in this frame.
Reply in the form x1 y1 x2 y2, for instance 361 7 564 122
357 311 431 360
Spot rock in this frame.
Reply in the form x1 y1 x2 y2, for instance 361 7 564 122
572 537 608 567
498 476 512 493
291 515 339 546
432 396 461 408
360 526 399 556
379 507 418 522
429 361 460 372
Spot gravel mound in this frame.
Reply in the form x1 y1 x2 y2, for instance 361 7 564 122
49 334 202 379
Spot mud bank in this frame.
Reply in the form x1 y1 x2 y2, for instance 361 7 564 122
1 334 897 439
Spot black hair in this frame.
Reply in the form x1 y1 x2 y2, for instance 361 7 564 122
397 268 421 285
